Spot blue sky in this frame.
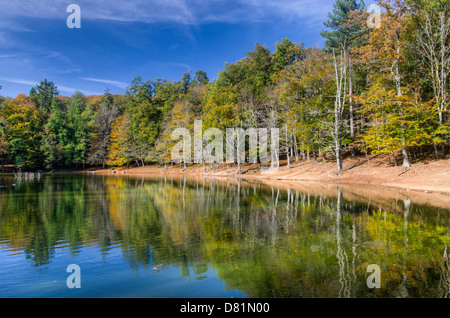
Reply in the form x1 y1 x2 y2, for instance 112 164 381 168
0 0 337 97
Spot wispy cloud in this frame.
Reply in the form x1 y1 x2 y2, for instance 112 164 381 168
162 62 191 70
79 77 129 89
2 0 196 25
0 54 21 59
0 31 17 49
57 85 102 96
0 77 37 87
0 77 102 96
3 0 332 26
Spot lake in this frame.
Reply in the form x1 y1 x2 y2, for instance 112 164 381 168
0 173 449 298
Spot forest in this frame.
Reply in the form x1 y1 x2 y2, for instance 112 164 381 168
0 0 448 173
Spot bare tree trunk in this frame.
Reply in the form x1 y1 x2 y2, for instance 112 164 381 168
394 36 410 170
349 54 355 158
416 12 449 125
401 144 410 170
333 49 346 174
285 124 290 169
275 148 279 168
434 143 439 160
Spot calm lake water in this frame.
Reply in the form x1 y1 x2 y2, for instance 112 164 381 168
0 173 449 298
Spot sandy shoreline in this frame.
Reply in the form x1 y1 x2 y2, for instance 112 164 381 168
84 155 450 196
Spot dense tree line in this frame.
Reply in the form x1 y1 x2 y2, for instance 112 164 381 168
0 0 448 172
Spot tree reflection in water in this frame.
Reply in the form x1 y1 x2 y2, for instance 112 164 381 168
0 173 449 297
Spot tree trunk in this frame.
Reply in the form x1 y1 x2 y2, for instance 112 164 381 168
434 143 439 160
335 114 343 173
395 36 410 170
285 124 290 169
349 54 355 158
333 49 345 175
401 144 410 170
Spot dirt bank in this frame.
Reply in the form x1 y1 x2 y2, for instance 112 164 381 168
85 154 450 195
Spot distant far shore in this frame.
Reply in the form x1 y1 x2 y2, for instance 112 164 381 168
1 154 448 195
79 154 450 195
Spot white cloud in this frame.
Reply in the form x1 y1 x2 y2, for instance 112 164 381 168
0 77 37 87
161 62 191 69
57 85 101 96
0 54 20 59
79 77 129 89
2 0 333 26
190 0 332 25
0 77 102 96
2 0 195 24
0 31 18 49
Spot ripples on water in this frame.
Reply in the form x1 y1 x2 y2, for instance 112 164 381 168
0 173 449 298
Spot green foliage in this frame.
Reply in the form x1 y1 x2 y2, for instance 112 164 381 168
29 79 59 113
357 84 442 155
217 43 274 104
274 47 336 155
0 94 45 169
272 38 306 71
193 70 209 85
321 0 367 51
39 92 95 169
